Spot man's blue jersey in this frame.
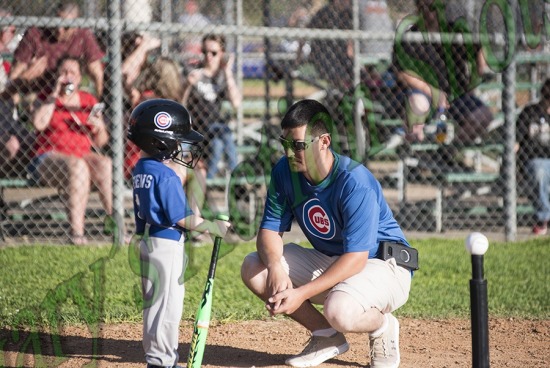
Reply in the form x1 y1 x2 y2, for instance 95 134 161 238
132 158 193 239
261 152 409 257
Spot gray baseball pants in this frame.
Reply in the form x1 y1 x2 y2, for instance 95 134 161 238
140 234 186 367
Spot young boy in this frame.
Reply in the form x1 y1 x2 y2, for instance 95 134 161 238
128 98 231 368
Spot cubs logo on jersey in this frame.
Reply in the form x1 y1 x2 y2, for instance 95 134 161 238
302 198 335 240
154 111 173 129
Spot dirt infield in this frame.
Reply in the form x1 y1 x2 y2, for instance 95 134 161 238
1 318 548 367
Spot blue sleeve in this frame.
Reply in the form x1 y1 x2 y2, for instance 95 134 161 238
260 167 294 232
341 187 379 254
159 176 192 225
134 205 146 235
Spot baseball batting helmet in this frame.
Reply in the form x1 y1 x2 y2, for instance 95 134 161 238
128 99 204 168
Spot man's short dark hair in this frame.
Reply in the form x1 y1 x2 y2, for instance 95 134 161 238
281 99 333 136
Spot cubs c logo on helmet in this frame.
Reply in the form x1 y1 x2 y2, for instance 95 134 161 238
154 111 172 129
303 199 335 240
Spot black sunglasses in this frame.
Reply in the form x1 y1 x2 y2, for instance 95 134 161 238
278 134 328 152
202 49 219 56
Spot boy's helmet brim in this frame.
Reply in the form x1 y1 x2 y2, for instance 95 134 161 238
180 129 204 143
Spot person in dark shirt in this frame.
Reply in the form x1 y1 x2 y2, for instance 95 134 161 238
307 0 353 91
392 0 492 144
9 2 105 98
516 78 550 235
183 34 241 179
0 94 34 177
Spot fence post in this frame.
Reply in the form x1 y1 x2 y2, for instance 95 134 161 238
107 0 125 245
352 0 365 160
502 57 517 241
236 0 244 145
160 0 172 54
262 0 272 126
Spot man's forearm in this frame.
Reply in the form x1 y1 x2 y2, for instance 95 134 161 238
256 229 284 270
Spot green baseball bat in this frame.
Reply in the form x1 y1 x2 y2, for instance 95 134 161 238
187 214 229 368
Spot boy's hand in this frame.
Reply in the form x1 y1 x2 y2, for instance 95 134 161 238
212 219 231 238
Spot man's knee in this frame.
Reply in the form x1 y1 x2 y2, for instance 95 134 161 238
240 253 266 292
324 291 360 332
324 291 379 333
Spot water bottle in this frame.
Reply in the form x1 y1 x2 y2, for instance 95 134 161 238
445 117 454 144
423 118 437 142
540 117 550 145
435 108 447 144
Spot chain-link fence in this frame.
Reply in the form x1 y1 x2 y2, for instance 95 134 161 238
0 0 548 244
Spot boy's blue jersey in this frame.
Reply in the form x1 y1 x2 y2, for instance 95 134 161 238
261 152 409 257
132 158 193 236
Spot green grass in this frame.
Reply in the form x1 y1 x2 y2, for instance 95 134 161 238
0 237 548 328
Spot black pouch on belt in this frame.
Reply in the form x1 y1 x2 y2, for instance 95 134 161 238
379 241 419 271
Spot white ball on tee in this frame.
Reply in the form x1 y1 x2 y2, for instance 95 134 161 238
465 232 489 255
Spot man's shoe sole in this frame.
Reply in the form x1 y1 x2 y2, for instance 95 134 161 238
285 342 349 367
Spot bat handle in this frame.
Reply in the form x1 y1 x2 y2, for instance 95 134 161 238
215 213 230 222
207 214 229 279
213 214 229 249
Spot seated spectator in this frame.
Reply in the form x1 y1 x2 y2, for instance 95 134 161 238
305 0 353 91
97 30 160 103
279 3 313 57
30 56 112 245
0 7 19 93
298 0 355 155
516 78 550 236
9 1 105 99
117 31 160 161
183 34 241 180
120 32 160 96
95 30 160 140
0 95 20 174
0 8 33 176
0 93 34 177
392 0 493 144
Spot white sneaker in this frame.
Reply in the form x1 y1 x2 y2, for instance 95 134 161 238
285 331 349 367
369 314 400 368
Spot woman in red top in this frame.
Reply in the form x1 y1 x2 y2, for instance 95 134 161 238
31 56 112 245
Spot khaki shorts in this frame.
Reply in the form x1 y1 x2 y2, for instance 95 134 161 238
250 242 411 314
